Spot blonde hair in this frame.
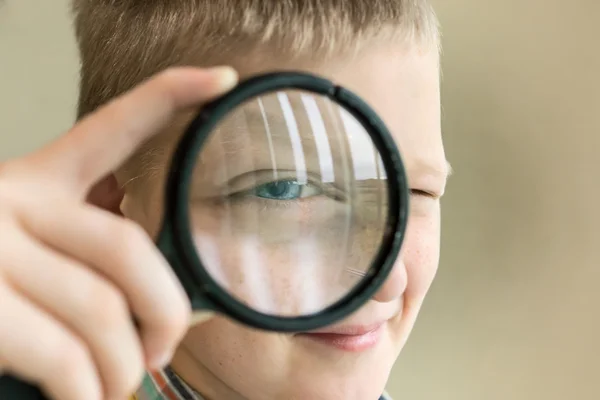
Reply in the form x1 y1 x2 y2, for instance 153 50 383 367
72 0 440 119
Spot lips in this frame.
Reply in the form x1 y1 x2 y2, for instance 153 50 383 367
296 322 385 352
306 322 385 335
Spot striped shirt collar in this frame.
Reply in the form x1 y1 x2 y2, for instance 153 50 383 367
131 367 393 400
132 368 202 400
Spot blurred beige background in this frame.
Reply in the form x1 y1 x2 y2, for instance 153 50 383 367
0 1 79 158
1 1 599 399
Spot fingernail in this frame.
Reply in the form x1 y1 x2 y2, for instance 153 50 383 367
209 66 238 91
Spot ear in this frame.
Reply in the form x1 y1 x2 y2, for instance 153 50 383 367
86 174 125 216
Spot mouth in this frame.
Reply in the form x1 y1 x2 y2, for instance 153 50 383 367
295 322 386 352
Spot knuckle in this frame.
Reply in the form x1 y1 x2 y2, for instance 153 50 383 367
51 334 92 382
114 219 149 252
107 219 148 258
169 301 191 331
85 280 129 328
101 337 145 399
104 363 144 400
115 357 145 398
110 219 150 266
159 318 187 345
159 301 191 342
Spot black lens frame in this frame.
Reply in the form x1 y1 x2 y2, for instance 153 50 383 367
156 71 409 332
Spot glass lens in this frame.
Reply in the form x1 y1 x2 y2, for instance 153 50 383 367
187 90 389 317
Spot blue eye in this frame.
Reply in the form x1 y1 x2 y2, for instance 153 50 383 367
252 180 318 200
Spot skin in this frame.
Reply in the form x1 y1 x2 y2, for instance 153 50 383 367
121 41 449 400
0 35 446 400
0 67 239 400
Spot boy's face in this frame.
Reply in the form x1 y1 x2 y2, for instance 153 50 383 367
122 42 447 400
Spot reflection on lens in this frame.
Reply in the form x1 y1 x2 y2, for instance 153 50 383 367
188 90 389 317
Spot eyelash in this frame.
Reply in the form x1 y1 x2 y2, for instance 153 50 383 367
410 189 435 198
231 188 433 201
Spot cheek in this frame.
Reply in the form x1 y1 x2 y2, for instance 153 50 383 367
182 318 292 387
403 207 441 301
185 318 253 363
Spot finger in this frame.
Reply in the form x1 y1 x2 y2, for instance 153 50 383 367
0 282 102 400
36 66 238 193
3 234 146 399
19 200 191 369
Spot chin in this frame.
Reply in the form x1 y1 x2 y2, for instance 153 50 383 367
284 322 403 399
284 339 398 400
182 315 405 400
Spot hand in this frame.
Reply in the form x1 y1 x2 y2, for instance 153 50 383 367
0 67 238 400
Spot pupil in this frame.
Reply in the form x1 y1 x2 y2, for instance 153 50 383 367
267 181 291 197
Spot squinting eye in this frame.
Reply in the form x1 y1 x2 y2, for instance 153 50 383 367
410 189 434 198
251 180 322 201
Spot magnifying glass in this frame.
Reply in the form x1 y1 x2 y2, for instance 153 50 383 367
0 71 409 398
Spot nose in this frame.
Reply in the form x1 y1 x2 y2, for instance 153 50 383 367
371 260 407 303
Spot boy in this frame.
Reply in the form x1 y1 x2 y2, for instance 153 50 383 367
0 1 450 399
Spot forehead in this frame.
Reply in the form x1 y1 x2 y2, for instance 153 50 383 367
140 44 446 187
232 43 446 177
191 46 444 190
326 45 446 178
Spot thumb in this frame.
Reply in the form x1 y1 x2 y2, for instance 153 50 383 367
33 66 238 197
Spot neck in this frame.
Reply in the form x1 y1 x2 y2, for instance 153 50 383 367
170 343 247 400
